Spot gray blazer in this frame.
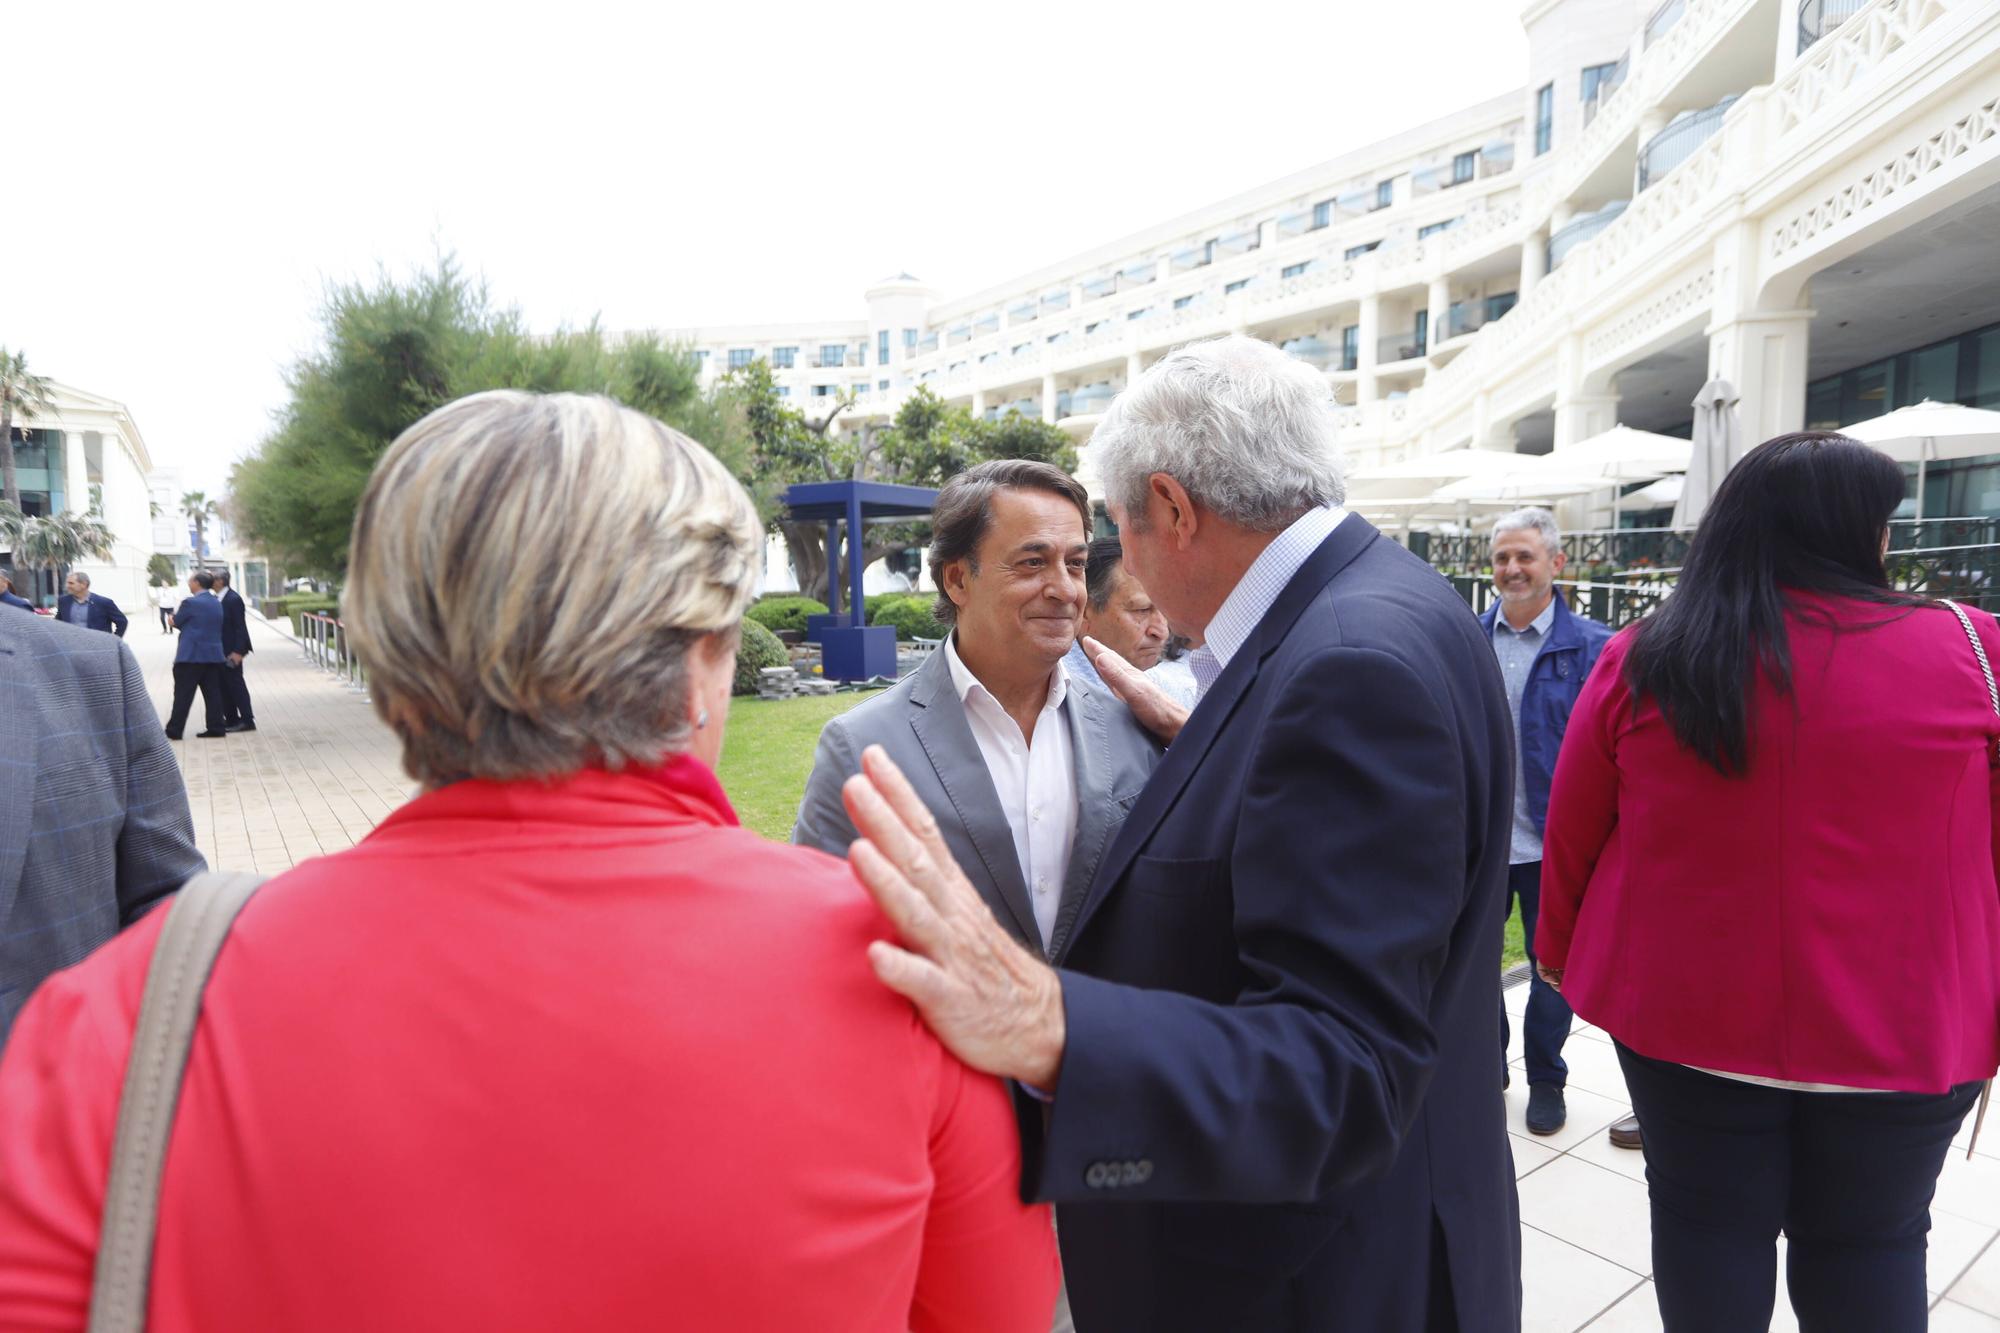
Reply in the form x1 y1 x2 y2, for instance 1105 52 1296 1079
793 647 1163 958
0 614 206 1046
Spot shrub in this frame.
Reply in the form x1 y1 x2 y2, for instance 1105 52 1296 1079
864 592 911 620
733 618 789 695
283 595 340 637
745 596 829 636
871 596 948 642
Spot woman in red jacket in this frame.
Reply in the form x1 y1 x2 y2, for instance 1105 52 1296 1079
0 391 1058 1332
1537 431 1999 1333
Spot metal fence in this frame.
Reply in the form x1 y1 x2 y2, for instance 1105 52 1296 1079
1417 518 2000 575
300 611 369 695
1447 575 1673 629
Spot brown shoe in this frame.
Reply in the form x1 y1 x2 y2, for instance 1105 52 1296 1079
1608 1114 1642 1150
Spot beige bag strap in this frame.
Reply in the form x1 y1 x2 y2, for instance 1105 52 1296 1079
1940 600 1998 1160
87 872 268 1333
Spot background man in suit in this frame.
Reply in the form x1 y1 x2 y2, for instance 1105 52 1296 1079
167 571 230 740
836 335 1522 1333
58 572 128 636
0 569 35 612
214 569 256 733
794 460 1161 963
1062 538 1198 708
0 611 205 1046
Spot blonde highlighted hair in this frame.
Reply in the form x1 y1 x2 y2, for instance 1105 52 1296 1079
343 390 760 786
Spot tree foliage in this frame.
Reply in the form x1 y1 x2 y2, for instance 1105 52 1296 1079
0 503 115 575
0 349 56 513
229 256 750 578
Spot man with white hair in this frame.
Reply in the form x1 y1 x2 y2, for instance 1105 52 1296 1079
1483 509 1618 1143
833 334 1523 1331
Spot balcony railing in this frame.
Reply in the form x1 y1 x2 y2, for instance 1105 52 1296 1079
1546 201 1629 271
1643 0 1688 48
1480 140 1516 177
1638 95 1737 191
1798 0 1872 52
1440 292 1520 341
1582 55 1631 126
1379 329 1428 364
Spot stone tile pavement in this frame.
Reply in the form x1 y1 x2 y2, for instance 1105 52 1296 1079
127 615 2000 1330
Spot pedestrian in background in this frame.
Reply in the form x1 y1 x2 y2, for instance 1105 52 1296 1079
1537 431 2000 1333
165 571 229 740
1479 508 1613 1140
0 569 34 613
59 572 128 636
214 569 256 733
0 391 1056 1331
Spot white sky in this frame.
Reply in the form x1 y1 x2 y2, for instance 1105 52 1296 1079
9 0 1527 495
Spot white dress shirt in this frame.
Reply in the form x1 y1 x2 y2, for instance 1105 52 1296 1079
1187 505 1349 698
943 635 1079 950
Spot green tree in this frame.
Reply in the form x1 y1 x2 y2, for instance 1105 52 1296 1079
181 490 220 562
229 255 748 579
0 349 56 513
0 506 115 585
147 553 178 586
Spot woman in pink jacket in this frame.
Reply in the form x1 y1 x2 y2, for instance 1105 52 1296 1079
1538 431 1999 1333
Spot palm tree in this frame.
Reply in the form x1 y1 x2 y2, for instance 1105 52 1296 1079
0 349 56 513
181 490 220 560
13 510 115 590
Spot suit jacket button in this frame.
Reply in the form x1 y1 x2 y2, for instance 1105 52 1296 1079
1085 1163 1106 1188
1135 1160 1154 1183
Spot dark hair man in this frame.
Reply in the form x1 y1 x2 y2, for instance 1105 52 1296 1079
166 571 230 740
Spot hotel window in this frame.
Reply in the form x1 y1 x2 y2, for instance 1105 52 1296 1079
878 380 890 391
1282 262 1310 279
1012 342 1032 356
1345 241 1381 259
776 386 792 399
903 328 918 351
694 350 710 369
772 346 797 369
1313 200 1333 229
1127 308 1152 321
878 330 890 364
1534 83 1554 155
1418 218 1461 240
812 384 835 397
1224 278 1252 295
1375 180 1393 210
1085 320 1108 335
1580 62 1622 104
1451 151 1476 185
1341 326 1360 372
1173 295 1196 309
728 348 756 369
819 345 846 368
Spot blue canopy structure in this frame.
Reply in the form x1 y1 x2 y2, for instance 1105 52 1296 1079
779 480 941 681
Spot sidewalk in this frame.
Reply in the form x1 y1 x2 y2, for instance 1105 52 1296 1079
126 616 2000 1329
131 613 415 876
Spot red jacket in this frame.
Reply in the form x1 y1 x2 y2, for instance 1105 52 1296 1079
0 758 1056 1331
1538 596 2000 1093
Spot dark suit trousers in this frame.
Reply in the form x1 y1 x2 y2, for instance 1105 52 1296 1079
220 660 254 725
167 663 227 736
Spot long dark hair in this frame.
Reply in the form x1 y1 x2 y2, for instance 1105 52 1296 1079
1624 431 1920 776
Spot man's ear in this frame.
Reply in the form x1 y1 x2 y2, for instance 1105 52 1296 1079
941 558 972 610
1150 474 1199 551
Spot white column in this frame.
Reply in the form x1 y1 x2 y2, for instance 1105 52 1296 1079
971 388 987 416
1706 217 1812 445
1125 350 1143 388
1357 295 1381 406
1427 276 1450 350
1774 0 1803 79
1521 231 1547 295
1041 372 1058 424
1551 200 1576 232
63 431 89 515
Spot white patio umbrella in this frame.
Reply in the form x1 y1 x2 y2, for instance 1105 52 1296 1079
1548 425 1691 526
1672 379 1743 529
1625 474 1684 508
1343 446 1525 504
1432 463 1620 506
1839 400 2000 521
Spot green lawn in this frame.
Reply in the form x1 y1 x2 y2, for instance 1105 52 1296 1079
719 693 1532 971
717 691 882 839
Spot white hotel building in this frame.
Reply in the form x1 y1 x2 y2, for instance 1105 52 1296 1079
653 0 2000 538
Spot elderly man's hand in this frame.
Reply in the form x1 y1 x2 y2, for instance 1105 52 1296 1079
842 745 1067 1090
1083 636 1190 744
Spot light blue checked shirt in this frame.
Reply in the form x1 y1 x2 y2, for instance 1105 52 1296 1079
1187 505 1349 698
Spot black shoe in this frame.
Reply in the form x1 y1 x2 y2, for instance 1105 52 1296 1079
195 730 229 739
225 721 257 732
1502 1067 1511 1092
1525 1083 1567 1136
164 729 183 741
1608 1114 1643 1150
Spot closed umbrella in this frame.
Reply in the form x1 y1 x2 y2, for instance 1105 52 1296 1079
1672 378 1742 528
1839 400 2000 521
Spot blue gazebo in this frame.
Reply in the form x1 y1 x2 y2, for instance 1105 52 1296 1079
780 479 941 682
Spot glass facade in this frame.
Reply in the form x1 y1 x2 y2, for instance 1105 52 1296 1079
819 345 846 368
1375 181 1394 210
772 346 797 369
1451 151 1476 185
1342 326 1360 372
1806 319 2000 516
728 348 755 369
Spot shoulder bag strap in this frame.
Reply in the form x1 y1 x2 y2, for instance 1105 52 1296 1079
1940 600 1997 1161
87 871 268 1333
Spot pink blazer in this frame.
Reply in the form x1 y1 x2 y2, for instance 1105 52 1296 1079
1538 595 2000 1092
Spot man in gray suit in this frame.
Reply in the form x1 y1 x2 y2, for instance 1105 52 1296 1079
794 460 1161 961
0 611 206 1046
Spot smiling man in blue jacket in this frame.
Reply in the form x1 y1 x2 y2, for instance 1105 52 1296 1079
1480 509 1614 1140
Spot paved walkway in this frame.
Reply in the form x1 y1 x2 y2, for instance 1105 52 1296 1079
129 617 2000 1329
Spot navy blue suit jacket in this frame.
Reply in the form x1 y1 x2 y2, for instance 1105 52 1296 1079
219 588 253 657
1023 517 1522 1333
62 592 128 637
171 592 226 664
0 592 33 613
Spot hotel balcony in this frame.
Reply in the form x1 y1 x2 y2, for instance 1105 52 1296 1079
1547 200 1629 271
1642 0 1687 49
1379 329 1428 365
1798 0 1871 53
1638 95 1738 191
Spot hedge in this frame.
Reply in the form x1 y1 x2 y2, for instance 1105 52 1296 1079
870 596 949 642
733 619 790 695
279 595 340 637
745 596 828 636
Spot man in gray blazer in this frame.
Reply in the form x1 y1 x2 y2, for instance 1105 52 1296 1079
0 611 206 1046
794 460 1161 960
